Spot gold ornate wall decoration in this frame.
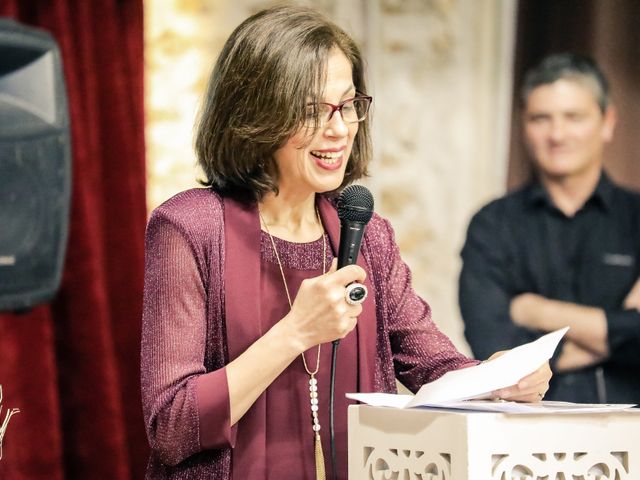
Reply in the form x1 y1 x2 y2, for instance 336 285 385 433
381 0 456 15
144 0 227 210
365 0 516 353
378 0 456 67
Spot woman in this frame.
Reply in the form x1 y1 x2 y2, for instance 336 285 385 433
141 5 551 479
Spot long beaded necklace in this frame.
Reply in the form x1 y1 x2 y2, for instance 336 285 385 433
259 208 327 480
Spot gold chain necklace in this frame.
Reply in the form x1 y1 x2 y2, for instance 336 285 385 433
259 207 327 480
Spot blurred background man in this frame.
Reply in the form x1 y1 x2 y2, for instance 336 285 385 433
460 53 640 404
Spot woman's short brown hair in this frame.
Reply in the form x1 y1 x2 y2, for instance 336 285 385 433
195 4 371 203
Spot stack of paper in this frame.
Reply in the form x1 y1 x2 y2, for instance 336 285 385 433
347 327 636 414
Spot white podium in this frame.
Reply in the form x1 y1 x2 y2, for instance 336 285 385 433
348 404 640 479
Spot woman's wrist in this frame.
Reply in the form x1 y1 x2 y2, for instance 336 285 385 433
270 313 310 356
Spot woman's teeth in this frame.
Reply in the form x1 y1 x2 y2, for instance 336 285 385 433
311 151 341 164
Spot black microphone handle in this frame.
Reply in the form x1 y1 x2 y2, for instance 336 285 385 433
337 221 366 268
331 186 373 480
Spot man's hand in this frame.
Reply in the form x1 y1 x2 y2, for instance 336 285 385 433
510 293 549 330
509 293 608 356
555 340 606 372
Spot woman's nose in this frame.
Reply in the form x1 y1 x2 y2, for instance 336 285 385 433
324 110 349 137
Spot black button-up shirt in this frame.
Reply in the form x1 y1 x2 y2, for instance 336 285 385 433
459 173 640 403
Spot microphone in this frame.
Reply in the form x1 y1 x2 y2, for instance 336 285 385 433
330 184 374 480
337 184 374 304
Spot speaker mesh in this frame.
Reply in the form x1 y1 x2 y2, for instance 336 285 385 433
0 20 70 311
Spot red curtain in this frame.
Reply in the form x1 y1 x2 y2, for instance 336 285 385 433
0 1 148 479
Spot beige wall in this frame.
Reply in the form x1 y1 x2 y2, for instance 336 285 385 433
144 0 517 356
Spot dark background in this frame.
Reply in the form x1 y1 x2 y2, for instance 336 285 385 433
508 0 640 191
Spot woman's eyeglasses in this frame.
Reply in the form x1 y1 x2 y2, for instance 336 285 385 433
305 95 372 126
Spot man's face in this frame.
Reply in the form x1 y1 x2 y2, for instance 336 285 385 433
523 78 616 182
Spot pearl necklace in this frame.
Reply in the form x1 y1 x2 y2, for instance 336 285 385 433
259 207 327 480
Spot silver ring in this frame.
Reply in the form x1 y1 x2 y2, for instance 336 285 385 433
345 282 368 305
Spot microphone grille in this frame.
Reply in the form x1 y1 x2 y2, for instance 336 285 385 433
337 184 374 223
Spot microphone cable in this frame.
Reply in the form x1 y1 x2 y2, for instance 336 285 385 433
329 340 339 480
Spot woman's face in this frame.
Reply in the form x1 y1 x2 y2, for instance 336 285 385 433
272 48 359 198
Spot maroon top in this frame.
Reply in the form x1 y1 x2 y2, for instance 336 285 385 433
261 233 356 479
140 189 478 479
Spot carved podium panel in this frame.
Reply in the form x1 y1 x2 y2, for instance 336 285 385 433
348 404 640 480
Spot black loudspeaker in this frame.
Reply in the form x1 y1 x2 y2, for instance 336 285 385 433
0 19 71 312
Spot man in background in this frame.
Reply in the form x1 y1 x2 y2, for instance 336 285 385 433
459 53 640 403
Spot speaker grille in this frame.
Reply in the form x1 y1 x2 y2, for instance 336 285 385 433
0 20 70 311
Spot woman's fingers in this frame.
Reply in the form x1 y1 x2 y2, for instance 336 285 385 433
328 263 367 286
286 262 367 346
492 362 552 402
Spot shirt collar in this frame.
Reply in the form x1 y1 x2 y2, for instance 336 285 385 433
525 171 614 213
593 172 615 211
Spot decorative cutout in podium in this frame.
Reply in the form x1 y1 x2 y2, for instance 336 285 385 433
349 405 640 480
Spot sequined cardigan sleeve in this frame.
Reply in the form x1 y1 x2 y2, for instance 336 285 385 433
362 213 479 394
141 189 234 471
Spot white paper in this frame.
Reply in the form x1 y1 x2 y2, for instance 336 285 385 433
407 400 637 414
405 327 568 407
347 327 570 411
344 394 637 414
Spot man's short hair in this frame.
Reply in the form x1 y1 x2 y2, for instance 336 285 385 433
520 53 610 113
